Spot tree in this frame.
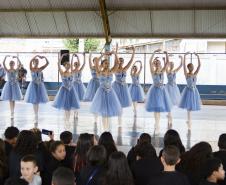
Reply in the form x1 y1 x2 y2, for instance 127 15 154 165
63 38 100 52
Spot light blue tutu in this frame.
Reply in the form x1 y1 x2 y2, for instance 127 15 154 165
24 71 48 104
90 75 122 117
112 72 132 108
129 75 144 102
1 71 22 101
165 73 181 106
83 69 100 101
53 75 80 110
145 73 172 112
179 76 201 111
73 72 86 101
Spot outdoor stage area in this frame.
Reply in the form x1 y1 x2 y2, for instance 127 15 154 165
0 101 225 153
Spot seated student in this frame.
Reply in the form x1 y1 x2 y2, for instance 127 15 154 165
4 126 19 156
199 158 225 185
20 155 41 185
77 145 107 185
127 133 151 166
213 134 226 185
42 141 66 185
60 131 76 170
148 145 190 185
52 167 75 185
131 142 163 185
4 177 28 185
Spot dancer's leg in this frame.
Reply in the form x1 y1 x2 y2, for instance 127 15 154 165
102 116 110 131
33 104 39 126
167 112 173 129
9 101 15 119
118 109 123 126
74 110 78 119
93 113 98 123
154 112 160 135
133 102 137 116
187 110 191 130
64 110 71 130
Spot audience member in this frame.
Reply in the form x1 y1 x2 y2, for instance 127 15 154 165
0 139 8 185
98 132 117 159
52 167 75 185
20 155 41 185
77 145 107 185
4 177 28 185
148 145 190 185
4 126 19 156
199 158 225 185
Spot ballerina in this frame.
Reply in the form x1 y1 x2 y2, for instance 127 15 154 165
165 55 183 128
53 54 80 128
179 52 201 130
145 49 172 135
71 54 86 101
112 45 135 123
129 60 144 116
1 55 22 120
90 50 121 131
83 54 100 123
24 55 49 126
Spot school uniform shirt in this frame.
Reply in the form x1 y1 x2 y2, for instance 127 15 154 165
21 175 42 185
148 171 190 185
131 158 163 185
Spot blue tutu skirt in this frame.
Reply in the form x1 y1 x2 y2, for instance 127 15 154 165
112 82 132 108
53 87 80 110
179 87 201 111
145 85 172 112
165 84 181 106
90 87 122 117
24 82 48 104
83 78 100 101
73 82 86 101
129 84 144 102
1 82 22 101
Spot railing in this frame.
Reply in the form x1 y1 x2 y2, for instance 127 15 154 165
0 52 226 99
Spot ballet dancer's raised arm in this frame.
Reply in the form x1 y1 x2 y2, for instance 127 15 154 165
13 56 21 71
161 51 169 73
89 53 96 70
39 56 49 71
137 60 143 75
3 55 10 72
79 56 86 72
183 52 190 76
194 53 201 76
123 46 135 71
111 51 120 73
29 55 39 71
149 49 161 74
95 53 104 75
58 54 67 75
174 55 183 73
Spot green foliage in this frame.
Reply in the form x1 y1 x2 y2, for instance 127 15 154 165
63 38 100 52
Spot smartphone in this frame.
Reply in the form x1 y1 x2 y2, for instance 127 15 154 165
41 129 53 135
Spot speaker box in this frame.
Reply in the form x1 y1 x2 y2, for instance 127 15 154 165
60 50 70 65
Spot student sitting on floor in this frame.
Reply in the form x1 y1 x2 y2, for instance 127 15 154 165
148 145 190 185
199 158 225 185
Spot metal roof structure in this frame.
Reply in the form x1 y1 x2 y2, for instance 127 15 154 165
0 0 226 40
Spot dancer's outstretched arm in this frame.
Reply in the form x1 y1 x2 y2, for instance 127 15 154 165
174 55 183 73
162 51 169 73
194 53 201 76
3 55 10 72
39 56 49 71
150 49 161 74
123 46 135 71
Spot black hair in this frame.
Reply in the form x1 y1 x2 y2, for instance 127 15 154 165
60 131 73 145
21 154 37 166
163 129 185 154
4 177 28 185
218 134 226 150
74 133 94 173
50 141 64 153
14 130 37 156
87 145 107 166
162 145 180 165
202 158 222 178
4 126 19 140
134 142 157 159
103 151 134 185
138 133 151 145
30 128 42 144
98 132 117 159
52 167 75 185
